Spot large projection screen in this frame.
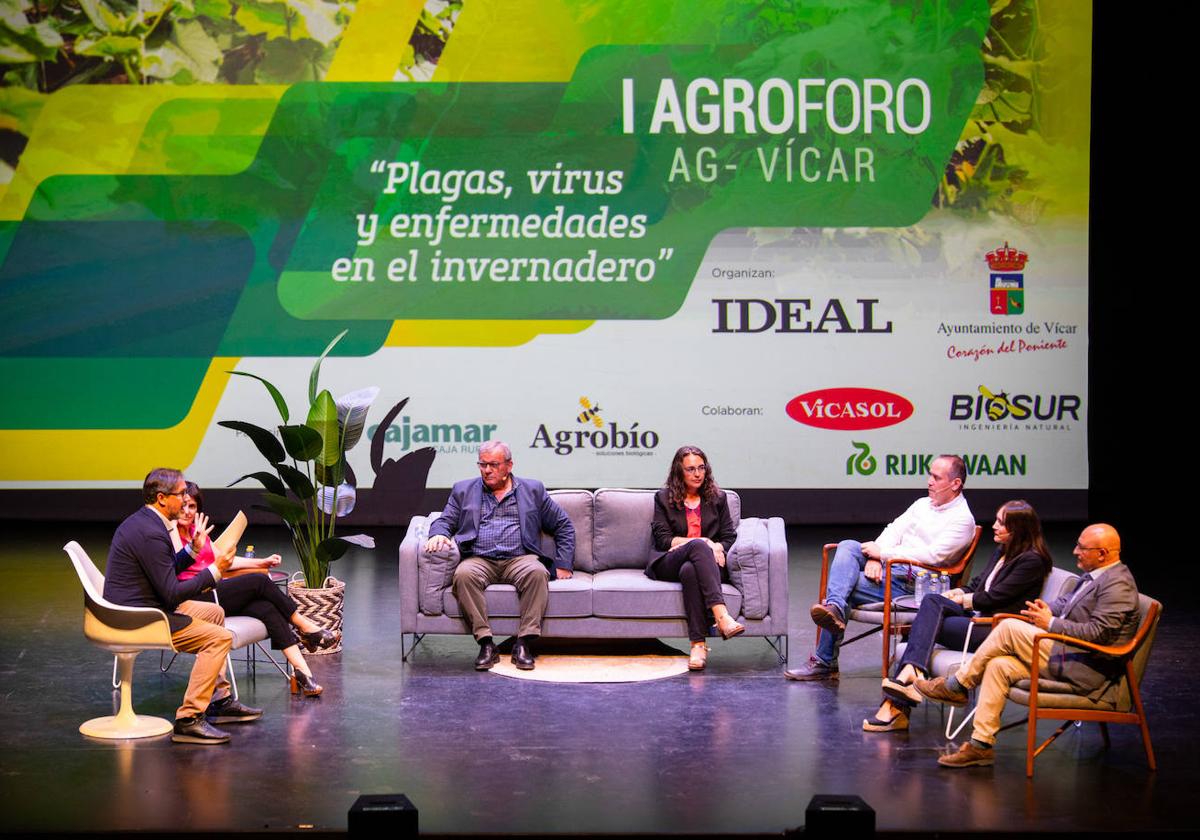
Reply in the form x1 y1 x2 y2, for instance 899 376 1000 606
0 1 1090 518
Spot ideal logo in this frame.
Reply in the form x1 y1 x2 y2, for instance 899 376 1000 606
949 386 1081 425
712 298 892 334
531 397 660 456
845 442 1027 478
985 242 1028 315
788 388 913 431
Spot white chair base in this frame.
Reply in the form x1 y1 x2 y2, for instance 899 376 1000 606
81 652 172 739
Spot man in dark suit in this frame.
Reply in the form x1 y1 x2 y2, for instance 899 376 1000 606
423 440 575 671
915 523 1139 767
103 468 262 744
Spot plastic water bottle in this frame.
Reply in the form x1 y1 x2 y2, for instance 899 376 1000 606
914 570 928 605
245 545 255 559
939 573 950 595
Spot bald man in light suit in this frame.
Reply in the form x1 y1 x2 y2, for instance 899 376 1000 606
915 523 1139 768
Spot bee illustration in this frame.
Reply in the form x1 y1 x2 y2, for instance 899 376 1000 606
978 386 1012 421
577 397 604 428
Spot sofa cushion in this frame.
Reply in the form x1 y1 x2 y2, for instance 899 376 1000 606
417 513 457 616
591 568 742 620
543 489 594 573
592 489 656 571
443 571 594 619
728 517 769 619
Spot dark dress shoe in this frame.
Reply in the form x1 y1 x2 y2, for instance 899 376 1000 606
172 714 231 744
205 695 264 723
511 638 535 670
300 627 341 653
474 640 500 670
784 656 839 681
289 670 324 697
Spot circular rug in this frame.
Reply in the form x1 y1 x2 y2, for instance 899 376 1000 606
490 638 691 683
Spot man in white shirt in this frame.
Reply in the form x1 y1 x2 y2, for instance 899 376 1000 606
786 455 976 680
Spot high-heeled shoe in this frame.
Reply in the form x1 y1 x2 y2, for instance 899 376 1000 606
289 669 323 697
299 627 340 653
717 615 745 640
688 644 709 671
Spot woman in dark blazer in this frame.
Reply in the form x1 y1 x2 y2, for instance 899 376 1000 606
646 445 743 670
863 499 1052 731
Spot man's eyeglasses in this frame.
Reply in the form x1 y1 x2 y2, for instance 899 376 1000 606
477 460 510 470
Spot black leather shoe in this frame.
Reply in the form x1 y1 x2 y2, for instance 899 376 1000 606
172 714 231 744
289 670 324 697
511 638 535 670
300 627 340 653
474 640 499 670
205 695 264 723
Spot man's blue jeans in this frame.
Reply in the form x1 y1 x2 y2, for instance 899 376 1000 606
816 539 912 667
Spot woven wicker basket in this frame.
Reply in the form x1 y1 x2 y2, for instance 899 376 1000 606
288 575 345 655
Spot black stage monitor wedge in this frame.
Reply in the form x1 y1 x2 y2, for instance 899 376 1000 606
348 793 419 836
804 793 875 835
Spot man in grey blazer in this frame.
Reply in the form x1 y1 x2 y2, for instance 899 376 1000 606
915 522 1139 767
423 440 575 671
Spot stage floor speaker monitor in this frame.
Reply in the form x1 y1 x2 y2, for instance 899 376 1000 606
805 793 875 834
348 793 418 836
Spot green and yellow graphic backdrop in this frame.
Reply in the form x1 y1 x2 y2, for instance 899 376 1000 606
0 0 1091 486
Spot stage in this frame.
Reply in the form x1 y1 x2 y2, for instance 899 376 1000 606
0 521 1187 835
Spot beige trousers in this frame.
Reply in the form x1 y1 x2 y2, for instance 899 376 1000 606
954 617 1050 745
171 600 233 720
452 554 550 640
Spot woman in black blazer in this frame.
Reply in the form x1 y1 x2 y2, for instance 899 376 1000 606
863 499 1052 731
646 445 743 670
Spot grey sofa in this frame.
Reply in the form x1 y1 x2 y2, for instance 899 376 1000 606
398 488 788 659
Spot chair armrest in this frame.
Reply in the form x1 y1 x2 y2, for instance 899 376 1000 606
990 613 1034 624
817 543 838 602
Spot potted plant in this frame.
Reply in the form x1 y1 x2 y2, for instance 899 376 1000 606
219 330 376 653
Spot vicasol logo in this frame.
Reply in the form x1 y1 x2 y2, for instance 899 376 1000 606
531 396 660 457
786 388 913 431
367 416 497 454
846 442 1027 477
950 386 1080 431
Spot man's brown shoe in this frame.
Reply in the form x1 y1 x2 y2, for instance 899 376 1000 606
938 741 995 768
809 602 846 634
914 676 969 707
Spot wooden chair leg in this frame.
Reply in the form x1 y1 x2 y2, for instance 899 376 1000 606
1129 678 1157 770
1026 708 1037 777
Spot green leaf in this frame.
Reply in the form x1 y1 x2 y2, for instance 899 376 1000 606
261 492 307 526
308 329 347 406
254 35 332 84
144 18 223 83
307 390 340 468
315 536 350 564
75 34 143 59
228 471 287 496
218 420 285 464
279 423 323 460
235 0 291 41
277 463 316 500
313 456 344 488
335 386 378 452
228 370 289 422
285 0 341 46
76 0 123 34
0 8 64 63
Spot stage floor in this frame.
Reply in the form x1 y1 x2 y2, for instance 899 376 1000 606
0 521 1190 835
